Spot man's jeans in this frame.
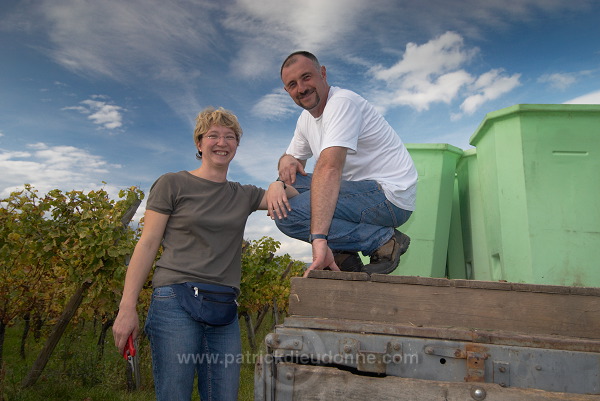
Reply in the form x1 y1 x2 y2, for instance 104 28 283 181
275 174 412 255
145 286 241 401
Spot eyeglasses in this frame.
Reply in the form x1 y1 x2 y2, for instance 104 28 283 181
202 134 238 142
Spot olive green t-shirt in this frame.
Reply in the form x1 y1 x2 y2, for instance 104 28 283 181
146 171 265 291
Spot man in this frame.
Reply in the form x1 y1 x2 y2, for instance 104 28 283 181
273 51 417 276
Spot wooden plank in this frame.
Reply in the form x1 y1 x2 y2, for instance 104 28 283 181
511 282 572 294
306 270 370 281
369 274 600 295
289 277 600 340
453 279 518 291
372 274 453 287
277 363 598 401
281 316 600 353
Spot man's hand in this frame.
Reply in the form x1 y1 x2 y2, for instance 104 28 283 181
278 154 307 185
303 239 340 277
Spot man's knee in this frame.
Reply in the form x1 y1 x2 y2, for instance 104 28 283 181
274 207 310 239
290 173 313 192
274 216 287 232
274 211 305 230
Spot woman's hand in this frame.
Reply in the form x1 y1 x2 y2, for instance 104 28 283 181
112 306 139 355
266 181 291 220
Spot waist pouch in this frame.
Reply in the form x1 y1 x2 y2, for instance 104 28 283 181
171 282 238 326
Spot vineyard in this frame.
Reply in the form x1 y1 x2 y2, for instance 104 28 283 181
0 185 304 399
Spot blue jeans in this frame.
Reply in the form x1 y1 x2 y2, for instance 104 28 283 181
275 174 412 255
144 286 241 401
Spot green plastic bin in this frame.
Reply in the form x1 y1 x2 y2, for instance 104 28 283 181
446 173 467 279
455 149 493 280
392 144 463 277
469 104 600 286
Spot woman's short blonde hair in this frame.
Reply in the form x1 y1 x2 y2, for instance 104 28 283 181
193 107 242 146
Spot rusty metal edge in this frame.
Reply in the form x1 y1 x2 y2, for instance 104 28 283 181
281 316 600 353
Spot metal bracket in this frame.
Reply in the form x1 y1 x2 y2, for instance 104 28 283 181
276 364 295 401
465 344 489 382
493 361 510 387
424 345 467 359
265 333 303 357
339 338 403 374
425 343 489 382
357 349 387 374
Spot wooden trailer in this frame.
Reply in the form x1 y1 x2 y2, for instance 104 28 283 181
255 271 600 400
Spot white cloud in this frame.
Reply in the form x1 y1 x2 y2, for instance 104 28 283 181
7 0 216 126
0 143 121 198
564 90 600 104
387 70 474 112
3 0 584 128
63 97 124 130
226 0 373 78
224 0 587 80
368 32 520 116
251 89 297 120
460 69 521 115
0 150 31 161
372 32 477 82
81 100 124 129
538 73 577 90
30 0 216 81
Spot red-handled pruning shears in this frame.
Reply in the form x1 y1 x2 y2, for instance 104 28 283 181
123 334 136 360
123 334 140 390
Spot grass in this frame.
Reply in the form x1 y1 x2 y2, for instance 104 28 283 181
1 314 276 401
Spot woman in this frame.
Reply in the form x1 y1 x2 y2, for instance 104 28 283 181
112 107 297 401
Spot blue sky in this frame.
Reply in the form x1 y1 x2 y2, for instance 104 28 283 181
1 0 599 262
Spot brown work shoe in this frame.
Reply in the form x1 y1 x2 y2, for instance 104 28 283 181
333 251 364 272
363 230 410 274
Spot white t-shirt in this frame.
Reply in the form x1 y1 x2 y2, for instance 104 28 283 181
286 86 417 211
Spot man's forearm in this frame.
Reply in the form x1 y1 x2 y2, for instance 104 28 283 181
309 147 346 236
310 165 340 235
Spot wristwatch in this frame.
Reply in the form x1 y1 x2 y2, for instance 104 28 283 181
308 234 328 243
276 178 287 189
